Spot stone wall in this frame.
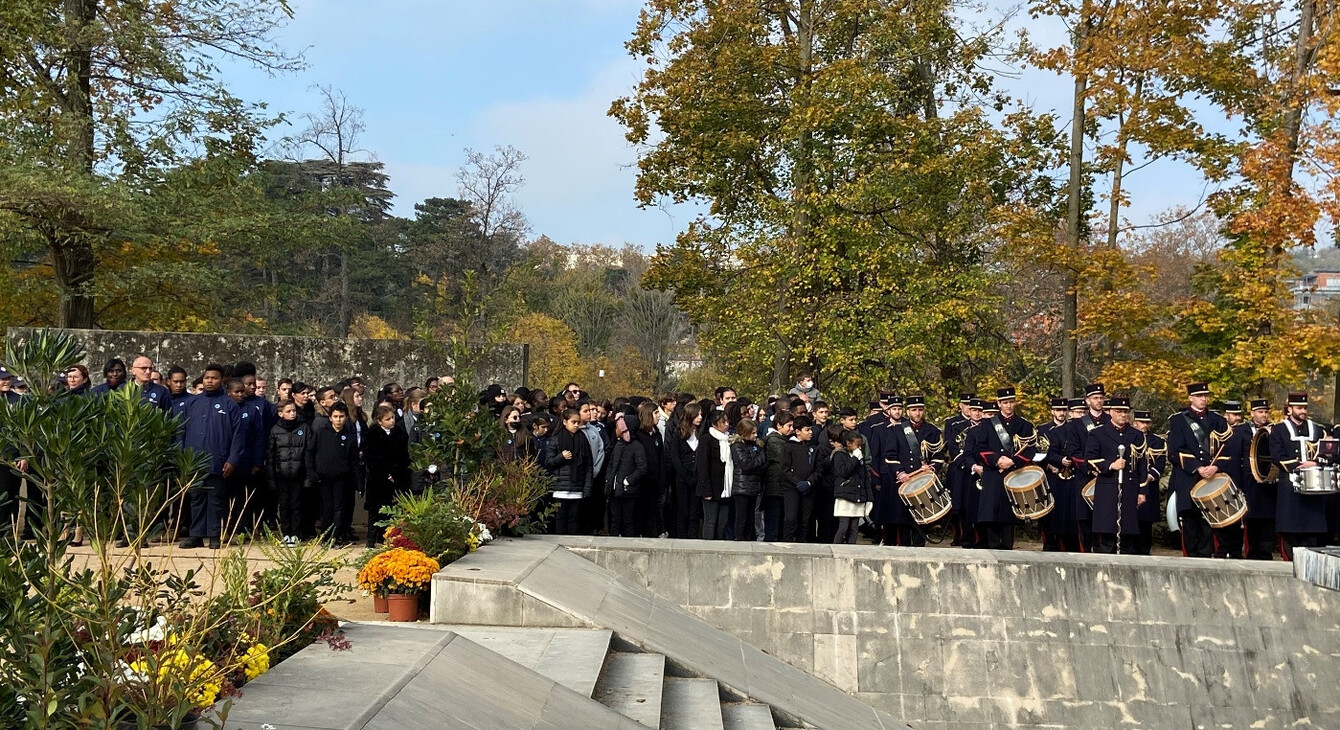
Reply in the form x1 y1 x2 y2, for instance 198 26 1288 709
5 328 526 391
555 537 1340 730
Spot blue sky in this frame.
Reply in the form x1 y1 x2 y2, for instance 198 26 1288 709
217 0 1213 249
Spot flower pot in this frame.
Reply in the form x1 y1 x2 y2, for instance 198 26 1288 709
386 592 419 622
116 713 198 730
373 593 389 613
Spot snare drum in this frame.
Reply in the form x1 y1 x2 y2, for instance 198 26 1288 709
1294 466 1340 495
1191 474 1247 528
898 471 951 525
1082 479 1096 510
1002 465 1053 520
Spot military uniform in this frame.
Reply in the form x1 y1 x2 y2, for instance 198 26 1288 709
1065 393 1108 552
1210 401 1247 559
967 387 1035 550
1037 396 1079 552
1133 411 1166 555
1269 393 1329 560
1239 400 1278 560
1166 383 1232 558
944 396 981 547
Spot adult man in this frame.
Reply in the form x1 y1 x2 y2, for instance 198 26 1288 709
236 364 276 529
714 386 738 407
579 398 609 534
943 393 973 434
1062 397 1098 550
1083 397 1147 554
1239 399 1277 560
313 386 338 429
1081 383 1111 429
1166 383 1233 558
274 378 293 404
945 397 984 546
1269 392 1329 560
967 387 1035 550
887 396 906 426
883 395 944 546
127 355 171 411
178 364 246 550
1131 410 1167 555
1037 396 1079 551
1212 400 1251 559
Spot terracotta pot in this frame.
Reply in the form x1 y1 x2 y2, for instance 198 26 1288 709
373 593 389 614
386 592 419 622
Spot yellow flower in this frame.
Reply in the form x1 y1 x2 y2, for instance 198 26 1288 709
242 642 270 681
358 548 440 595
130 649 221 709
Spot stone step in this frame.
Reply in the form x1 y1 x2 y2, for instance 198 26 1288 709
443 626 613 698
721 702 776 730
661 677 725 730
594 651 667 729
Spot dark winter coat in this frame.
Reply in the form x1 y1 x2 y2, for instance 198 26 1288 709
544 428 593 497
632 428 666 497
781 438 818 492
762 431 790 499
605 437 648 498
267 419 311 481
668 432 698 497
695 431 728 500
364 424 411 500
305 422 359 484
831 450 871 503
729 438 767 498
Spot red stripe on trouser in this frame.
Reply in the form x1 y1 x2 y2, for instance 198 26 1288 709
1279 535 1291 562
1212 532 1220 556
1180 516 1189 557
1243 525 1250 560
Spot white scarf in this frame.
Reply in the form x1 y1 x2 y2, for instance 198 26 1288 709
709 427 733 498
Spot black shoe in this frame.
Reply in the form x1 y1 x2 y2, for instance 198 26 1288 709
114 538 130 549
208 538 221 550
178 537 204 549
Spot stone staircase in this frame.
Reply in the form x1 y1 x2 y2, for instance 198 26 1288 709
444 625 805 730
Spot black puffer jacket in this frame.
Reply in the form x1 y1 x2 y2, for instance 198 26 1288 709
544 428 593 497
268 419 310 481
729 437 767 497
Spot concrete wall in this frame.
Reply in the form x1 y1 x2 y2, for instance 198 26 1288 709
555 538 1340 730
6 327 525 391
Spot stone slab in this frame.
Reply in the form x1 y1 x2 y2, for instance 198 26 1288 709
595 651 666 729
660 677 724 730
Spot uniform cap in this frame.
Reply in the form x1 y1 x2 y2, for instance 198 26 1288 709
1133 410 1152 422
1107 396 1131 410
1249 398 1270 411
995 386 1016 401
958 392 975 404
905 395 925 407
1287 392 1308 406
1084 383 1105 396
1067 398 1086 410
968 398 987 410
983 400 1000 413
1223 400 1243 415
1048 396 1067 408
1186 382 1210 396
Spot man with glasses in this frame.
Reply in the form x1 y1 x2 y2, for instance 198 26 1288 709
562 382 582 407
128 355 171 411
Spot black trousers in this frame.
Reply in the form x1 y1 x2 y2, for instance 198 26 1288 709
273 475 304 538
554 499 581 535
781 488 814 542
1179 509 1213 557
673 482 700 539
732 495 757 541
978 522 1015 550
1243 518 1276 560
701 498 727 540
1212 523 1244 559
812 489 836 544
608 494 639 537
1077 519 1094 553
316 474 355 540
882 524 926 547
1136 521 1156 555
635 487 660 538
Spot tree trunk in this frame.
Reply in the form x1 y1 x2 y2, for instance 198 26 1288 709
339 247 351 337
56 0 99 328
774 1 815 394
1061 22 1090 399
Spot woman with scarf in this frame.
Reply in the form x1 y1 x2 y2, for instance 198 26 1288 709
695 408 732 540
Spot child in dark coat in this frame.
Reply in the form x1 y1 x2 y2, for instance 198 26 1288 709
363 404 411 547
831 430 873 544
305 401 359 545
267 400 311 546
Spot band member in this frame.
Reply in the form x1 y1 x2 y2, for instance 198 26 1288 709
1239 399 1278 560
1269 392 1330 560
1037 396 1079 551
1131 410 1166 555
1082 383 1111 428
943 393 974 434
967 387 1035 550
858 395 889 443
878 395 944 546
1064 397 1099 551
1166 383 1231 558
1084 397 1147 554
869 393 920 546
945 397 983 547
1212 400 1249 559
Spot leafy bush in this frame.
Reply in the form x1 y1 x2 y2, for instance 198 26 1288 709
453 458 554 535
377 488 475 565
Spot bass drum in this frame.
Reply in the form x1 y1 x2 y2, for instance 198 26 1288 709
1248 427 1279 484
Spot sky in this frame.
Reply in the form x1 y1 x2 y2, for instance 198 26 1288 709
216 0 1215 250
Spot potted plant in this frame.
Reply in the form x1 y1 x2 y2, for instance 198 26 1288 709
360 548 439 622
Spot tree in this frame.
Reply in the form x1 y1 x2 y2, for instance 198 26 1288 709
614 0 1060 403
0 0 298 327
508 313 585 394
457 145 528 254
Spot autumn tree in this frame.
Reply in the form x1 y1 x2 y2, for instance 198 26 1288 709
612 0 1061 403
0 0 299 327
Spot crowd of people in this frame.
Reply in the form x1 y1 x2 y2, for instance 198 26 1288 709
2 356 1337 563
